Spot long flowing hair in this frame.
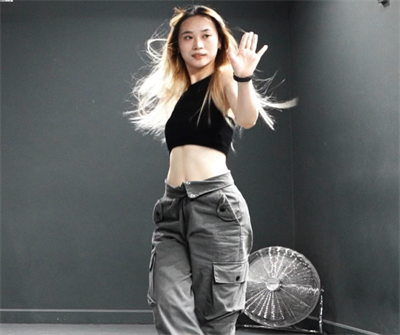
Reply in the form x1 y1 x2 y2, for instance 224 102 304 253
126 5 296 138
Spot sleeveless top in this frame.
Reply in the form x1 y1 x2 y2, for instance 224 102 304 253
165 75 234 156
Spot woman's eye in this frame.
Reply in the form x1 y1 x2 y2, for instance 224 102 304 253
184 36 192 40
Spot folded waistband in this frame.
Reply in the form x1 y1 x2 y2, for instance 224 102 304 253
164 171 234 199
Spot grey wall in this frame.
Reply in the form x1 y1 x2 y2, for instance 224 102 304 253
290 1 399 334
2 1 398 333
1 1 294 324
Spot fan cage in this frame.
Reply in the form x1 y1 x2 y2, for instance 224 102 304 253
244 246 321 329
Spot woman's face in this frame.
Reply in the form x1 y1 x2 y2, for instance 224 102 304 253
178 15 221 76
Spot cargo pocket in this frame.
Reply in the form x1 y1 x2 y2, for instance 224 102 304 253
205 260 249 320
152 197 179 224
152 200 163 224
217 191 242 222
147 250 156 307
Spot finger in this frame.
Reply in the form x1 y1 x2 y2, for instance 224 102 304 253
250 33 258 52
240 32 249 50
257 44 268 57
245 32 254 49
226 46 235 61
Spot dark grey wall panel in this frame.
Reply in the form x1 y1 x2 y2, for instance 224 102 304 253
1 1 294 323
290 1 399 334
1 2 169 315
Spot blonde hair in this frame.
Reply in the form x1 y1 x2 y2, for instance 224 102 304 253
126 5 296 138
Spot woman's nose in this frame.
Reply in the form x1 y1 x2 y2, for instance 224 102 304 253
193 38 204 50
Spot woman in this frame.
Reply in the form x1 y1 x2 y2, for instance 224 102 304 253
127 5 294 335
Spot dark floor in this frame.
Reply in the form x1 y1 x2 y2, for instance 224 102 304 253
0 324 308 335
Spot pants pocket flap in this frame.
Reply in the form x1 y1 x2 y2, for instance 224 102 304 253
213 260 248 284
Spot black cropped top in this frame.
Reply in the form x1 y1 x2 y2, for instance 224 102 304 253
165 75 234 156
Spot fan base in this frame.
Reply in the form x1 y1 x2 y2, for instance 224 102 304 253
237 324 322 334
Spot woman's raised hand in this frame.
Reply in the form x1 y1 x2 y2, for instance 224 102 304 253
227 32 268 78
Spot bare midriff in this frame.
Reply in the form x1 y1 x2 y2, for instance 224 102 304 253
166 145 229 187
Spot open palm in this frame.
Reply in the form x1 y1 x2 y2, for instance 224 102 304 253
228 32 268 78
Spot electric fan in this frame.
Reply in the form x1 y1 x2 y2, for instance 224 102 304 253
240 246 324 333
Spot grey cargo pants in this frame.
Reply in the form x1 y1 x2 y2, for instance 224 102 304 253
147 172 253 335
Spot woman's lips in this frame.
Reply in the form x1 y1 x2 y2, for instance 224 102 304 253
192 53 206 59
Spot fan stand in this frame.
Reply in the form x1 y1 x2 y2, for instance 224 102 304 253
237 289 325 334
